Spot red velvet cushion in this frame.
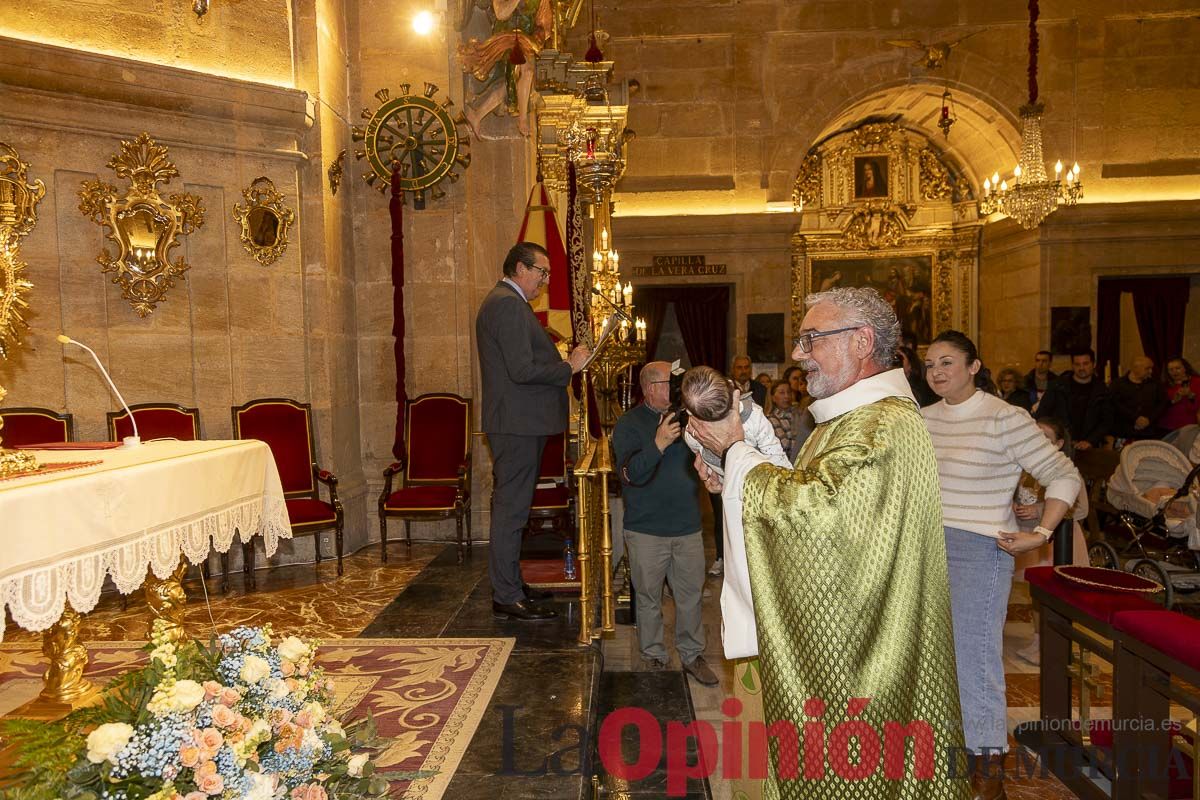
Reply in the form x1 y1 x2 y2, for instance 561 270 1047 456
113 408 199 441
406 396 468 481
532 484 570 509
285 498 337 526
0 411 70 447
383 485 460 511
538 433 566 480
1026 566 1160 624
236 402 314 494
1113 609 1200 673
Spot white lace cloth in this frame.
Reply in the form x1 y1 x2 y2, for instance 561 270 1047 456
0 439 292 641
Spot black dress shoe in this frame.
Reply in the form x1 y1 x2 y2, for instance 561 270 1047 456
492 599 557 621
522 583 554 601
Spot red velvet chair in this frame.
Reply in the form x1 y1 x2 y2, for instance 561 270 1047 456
108 403 201 442
0 407 74 447
379 393 471 563
232 398 344 582
526 431 574 537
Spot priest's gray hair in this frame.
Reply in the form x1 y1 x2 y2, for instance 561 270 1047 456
805 287 901 368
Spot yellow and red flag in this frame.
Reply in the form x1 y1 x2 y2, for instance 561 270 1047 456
516 181 572 342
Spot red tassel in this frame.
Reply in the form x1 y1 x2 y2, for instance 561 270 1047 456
584 32 603 63
509 33 526 65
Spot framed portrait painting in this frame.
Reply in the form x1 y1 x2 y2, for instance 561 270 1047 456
811 256 934 346
854 156 888 198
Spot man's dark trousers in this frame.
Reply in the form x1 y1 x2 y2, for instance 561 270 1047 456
488 433 547 604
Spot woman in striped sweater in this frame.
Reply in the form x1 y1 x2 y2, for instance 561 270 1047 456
922 330 1082 800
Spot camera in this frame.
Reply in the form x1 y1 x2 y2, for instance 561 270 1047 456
667 363 688 430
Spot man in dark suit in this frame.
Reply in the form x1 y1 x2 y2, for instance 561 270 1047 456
476 241 590 621
731 355 768 407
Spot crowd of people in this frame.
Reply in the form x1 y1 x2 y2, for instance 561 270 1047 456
477 242 1197 799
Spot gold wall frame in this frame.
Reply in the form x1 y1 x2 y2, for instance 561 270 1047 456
789 122 980 347
233 176 294 266
78 133 206 317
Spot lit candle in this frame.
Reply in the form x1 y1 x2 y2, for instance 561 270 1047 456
610 251 620 273
594 281 602 295
1072 162 1080 177
601 228 608 250
593 250 602 269
1013 164 1022 181
983 177 991 195
622 282 632 306
1000 179 1008 192
1054 160 1063 176
991 172 1000 187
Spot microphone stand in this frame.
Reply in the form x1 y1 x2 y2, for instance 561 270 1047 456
57 335 141 448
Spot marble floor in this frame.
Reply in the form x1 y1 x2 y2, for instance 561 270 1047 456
6 535 1140 799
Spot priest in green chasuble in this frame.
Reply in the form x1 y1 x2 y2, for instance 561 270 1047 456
689 287 968 800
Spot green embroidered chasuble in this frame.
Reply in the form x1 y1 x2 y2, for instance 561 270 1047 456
742 396 968 799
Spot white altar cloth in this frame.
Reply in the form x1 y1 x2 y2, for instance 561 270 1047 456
0 439 291 641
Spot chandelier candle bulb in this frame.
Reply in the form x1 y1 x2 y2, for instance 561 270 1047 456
623 282 632 305
1055 160 1063 175
983 178 991 194
601 228 608 249
610 251 619 272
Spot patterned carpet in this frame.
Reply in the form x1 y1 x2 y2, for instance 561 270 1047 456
0 636 513 800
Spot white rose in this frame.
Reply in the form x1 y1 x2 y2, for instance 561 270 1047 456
325 720 345 739
245 772 277 800
171 679 206 712
86 722 134 765
301 726 322 753
277 636 309 663
346 753 369 778
240 654 271 684
302 701 326 724
247 718 271 744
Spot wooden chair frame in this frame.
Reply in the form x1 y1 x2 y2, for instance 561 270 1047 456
379 393 472 564
107 402 201 442
0 406 74 446
231 398 344 588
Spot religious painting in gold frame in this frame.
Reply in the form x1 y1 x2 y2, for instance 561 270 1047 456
78 133 206 317
811 255 933 345
233 176 294 266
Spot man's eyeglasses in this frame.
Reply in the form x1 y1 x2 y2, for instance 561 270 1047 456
792 326 861 354
524 262 550 281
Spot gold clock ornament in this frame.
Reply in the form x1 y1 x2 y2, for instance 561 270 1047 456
352 83 471 208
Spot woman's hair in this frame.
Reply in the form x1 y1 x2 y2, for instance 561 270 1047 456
782 365 801 382
766 379 791 414
1035 416 1074 458
895 345 923 381
930 329 997 395
1167 357 1197 379
997 367 1022 391
680 366 736 422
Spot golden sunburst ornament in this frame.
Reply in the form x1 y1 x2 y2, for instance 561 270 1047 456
0 141 45 475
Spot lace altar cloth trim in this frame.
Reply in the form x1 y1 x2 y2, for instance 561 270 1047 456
0 493 291 641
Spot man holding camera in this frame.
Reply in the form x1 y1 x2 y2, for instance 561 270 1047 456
611 361 718 685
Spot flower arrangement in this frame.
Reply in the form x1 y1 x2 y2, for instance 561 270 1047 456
0 622 390 800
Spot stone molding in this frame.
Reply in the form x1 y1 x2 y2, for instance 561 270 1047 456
0 36 312 136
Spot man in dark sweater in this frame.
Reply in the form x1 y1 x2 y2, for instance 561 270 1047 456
612 361 718 685
1111 356 1167 441
1023 349 1057 412
1037 348 1113 450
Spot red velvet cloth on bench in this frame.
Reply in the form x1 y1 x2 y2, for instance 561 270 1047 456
1113 609 1200 673
1025 565 1160 624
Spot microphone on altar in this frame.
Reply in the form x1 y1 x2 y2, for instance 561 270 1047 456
56 334 141 448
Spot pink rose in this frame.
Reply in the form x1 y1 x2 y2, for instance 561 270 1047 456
179 745 201 768
210 704 238 729
285 678 300 692
202 680 222 700
198 773 225 796
294 710 313 729
304 786 327 800
280 660 296 677
199 728 224 752
297 663 310 677
219 687 241 706
185 792 207 800
291 786 307 800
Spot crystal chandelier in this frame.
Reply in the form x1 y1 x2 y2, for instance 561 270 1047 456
979 0 1082 229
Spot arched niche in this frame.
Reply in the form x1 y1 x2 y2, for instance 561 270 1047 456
790 120 985 349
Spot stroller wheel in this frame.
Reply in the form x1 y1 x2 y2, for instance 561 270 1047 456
1088 541 1120 570
1128 559 1174 610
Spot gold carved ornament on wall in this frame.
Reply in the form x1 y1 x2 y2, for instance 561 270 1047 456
0 142 45 476
233 177 294 267
352 84 471 208
78 133 206 317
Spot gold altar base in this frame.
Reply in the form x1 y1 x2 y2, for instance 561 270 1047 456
0 447 39 480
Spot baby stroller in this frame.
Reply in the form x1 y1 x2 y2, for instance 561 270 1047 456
1091 440 1200 609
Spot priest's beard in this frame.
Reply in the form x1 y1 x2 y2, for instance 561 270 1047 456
800 356 857 399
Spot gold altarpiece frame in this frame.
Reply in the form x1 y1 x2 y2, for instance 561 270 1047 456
790 123 981 346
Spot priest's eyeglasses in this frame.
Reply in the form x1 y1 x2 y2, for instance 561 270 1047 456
525 262 550 281
793 326 861 353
